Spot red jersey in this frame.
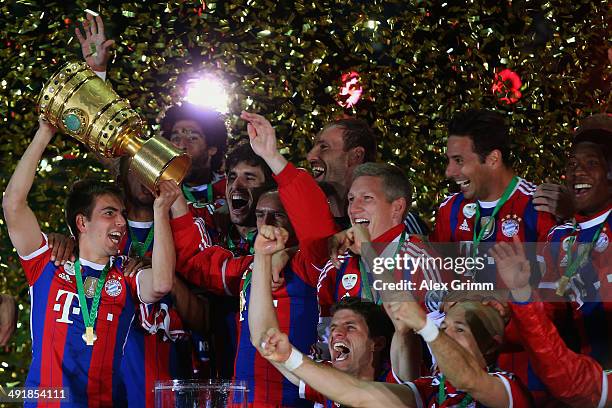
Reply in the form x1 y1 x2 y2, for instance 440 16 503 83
170 162 337 407
406 369 532 408
538 205 612 371
431 177 556 245
317 223 446 319
430 177 557 404
118 220 191 408
21 234 140 407
510 301 610 407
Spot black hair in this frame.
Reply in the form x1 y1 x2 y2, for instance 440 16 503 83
320 118 377 163
330 297 394 345
448 109 512 166
160 103 228 172
225 141 276 189
65 179 124 240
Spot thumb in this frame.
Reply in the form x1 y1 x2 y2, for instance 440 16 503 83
102 39 115 50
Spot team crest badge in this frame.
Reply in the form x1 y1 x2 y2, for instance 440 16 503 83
595 232 609 253
63 261 75 275
480 216 495 240
104 279 122 297
342 274 358 290
501 215 521 238
463 203 477 219
83 277 98 298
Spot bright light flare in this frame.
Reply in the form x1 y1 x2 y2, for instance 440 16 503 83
338 71 363 108
185 75 229 114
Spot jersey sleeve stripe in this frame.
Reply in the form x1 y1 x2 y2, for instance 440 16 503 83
597 370 608 408
135 269 152 305
19 233 49 260
221 259 233 296
492 373 514 408
403 382 424 408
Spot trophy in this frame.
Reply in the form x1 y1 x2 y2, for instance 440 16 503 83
37 61 191 191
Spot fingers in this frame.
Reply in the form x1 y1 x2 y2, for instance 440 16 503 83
512 235 526 259
88 13 97 36
246 122 257 140
273 227 289 247
75 26 86 46
95 15 105 37
101 39 115 53
58 237 76 266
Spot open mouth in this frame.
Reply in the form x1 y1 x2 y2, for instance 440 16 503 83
230 192 250 213
332 341 351 362
310 162 326 180
574 183 592 198
456 179 471 189
352 218 370 226
108 231 123 245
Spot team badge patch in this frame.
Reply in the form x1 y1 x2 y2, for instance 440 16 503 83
595 232 609 253
480 216 495 240
501 218 520 238
104 279 122 297
342 273 358 290
463 203 477 219
84 276 98 298
63 261 75 275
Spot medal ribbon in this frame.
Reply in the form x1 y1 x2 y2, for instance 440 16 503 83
471 176 519 258
438 375 473 408
558 214 609 295
229 229 256 255
358 230 406 304
128 224 155 257
182 183 213 204
74 259 111 334
238 230 259 315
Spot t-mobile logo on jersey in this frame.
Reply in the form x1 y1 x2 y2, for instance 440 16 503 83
54 290 80 324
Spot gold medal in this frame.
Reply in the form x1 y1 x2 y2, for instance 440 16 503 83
556 276 570 296
83 327 97 346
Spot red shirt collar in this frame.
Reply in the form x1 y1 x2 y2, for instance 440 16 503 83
372 223 405 242
575 204 612 224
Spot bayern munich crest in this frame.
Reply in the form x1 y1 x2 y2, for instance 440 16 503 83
501 215 521 238
104 279 122 297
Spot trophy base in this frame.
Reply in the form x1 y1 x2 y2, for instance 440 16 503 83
129 136 191 192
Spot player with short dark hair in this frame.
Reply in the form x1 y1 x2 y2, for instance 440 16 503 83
2 118 177 407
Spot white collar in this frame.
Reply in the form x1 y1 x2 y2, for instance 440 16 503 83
128 219 153 228
78 258 108 270
578 209 612 230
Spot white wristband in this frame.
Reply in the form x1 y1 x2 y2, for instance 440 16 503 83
416 317 439 343
282 347 304 371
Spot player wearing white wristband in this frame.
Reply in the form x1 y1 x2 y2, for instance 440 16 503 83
257 291 532 408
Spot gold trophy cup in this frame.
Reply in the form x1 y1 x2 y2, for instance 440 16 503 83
37 61 191 191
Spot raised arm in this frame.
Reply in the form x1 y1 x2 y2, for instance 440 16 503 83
75 12 114 73
241 111 288 174
242 111 337 242
385 301 510 408
137 180 178 303
248 225 301 384
2 119 55 256
259 328 416 408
